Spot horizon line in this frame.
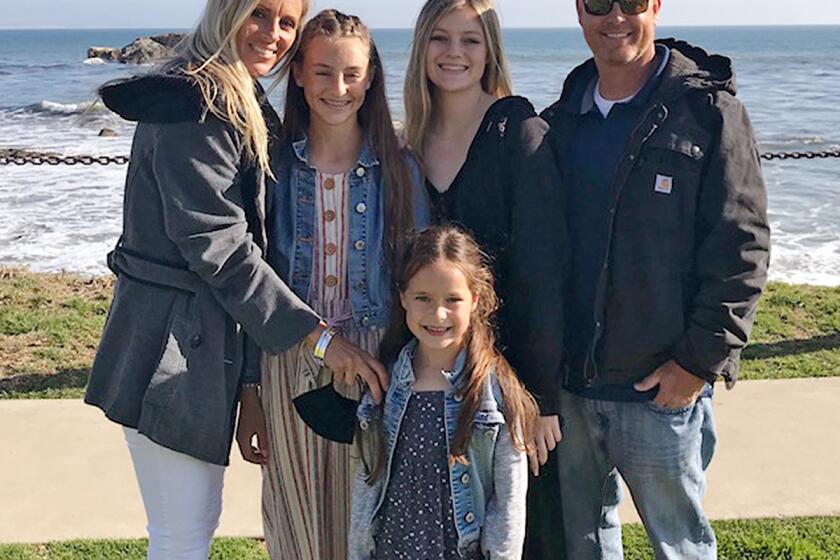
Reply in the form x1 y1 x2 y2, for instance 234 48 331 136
2 23 840 31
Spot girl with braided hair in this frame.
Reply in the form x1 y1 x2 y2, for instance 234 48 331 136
236 10 429 559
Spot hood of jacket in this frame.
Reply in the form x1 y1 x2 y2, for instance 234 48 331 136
98 73 207 123
555 38 736 114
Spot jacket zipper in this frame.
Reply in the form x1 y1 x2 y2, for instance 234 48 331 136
582 103 670 387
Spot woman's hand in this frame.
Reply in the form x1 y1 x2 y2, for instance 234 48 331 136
325 335 390 403
528 415 563 476
236 387 269 466
304 326 390 403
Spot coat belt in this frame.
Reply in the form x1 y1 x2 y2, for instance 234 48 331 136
107 241 203 294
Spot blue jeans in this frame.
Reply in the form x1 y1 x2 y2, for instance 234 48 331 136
556 388 717 560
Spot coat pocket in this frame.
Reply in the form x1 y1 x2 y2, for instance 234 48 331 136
470 408 505 463
473 409 506 427
141 290 198 408
628 128 708 233
142 286 238 461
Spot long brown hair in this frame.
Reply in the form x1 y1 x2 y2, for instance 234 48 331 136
281 9 416 271
403 0 513 156
378 225 537 465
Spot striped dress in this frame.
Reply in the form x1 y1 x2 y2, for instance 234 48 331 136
261 170 385 560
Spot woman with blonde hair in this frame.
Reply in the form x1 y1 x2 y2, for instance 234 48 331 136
404 2 568 554
85 1 390 558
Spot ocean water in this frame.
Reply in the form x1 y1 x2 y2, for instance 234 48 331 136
1 26 839 285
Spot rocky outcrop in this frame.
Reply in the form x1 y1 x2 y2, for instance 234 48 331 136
87 33 187 65
118 37 171 64
148 33 186 50
87 47 120 61
0 149 61 158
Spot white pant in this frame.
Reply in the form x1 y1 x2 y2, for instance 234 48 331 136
123 427 225 560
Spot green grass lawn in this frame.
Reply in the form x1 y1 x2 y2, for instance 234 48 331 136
623 516 840 560
0 267 838 399
0 268 112 399
741 282 840 380
0 538 266 560
1 517 838 559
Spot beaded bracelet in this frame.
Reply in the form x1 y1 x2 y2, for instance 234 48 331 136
313 327 338 367
241 382 261 397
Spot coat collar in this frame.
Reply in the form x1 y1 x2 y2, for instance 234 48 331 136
357 339 469 424
391 339 469 391
98 73 206 123
552 39 736 118
571 44 671 116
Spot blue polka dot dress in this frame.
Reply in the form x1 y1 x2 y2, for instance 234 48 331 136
373 391 484 560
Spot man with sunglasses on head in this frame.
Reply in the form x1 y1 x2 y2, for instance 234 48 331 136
540 1 770 558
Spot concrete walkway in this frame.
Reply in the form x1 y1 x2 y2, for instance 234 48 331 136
1 378 839 544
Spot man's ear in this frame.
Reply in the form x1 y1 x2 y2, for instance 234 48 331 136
576 0 584 25
652 0 662 18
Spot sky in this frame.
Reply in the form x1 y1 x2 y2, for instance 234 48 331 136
1 0 839 29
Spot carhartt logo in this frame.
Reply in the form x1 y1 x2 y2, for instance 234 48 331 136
654 174 673 195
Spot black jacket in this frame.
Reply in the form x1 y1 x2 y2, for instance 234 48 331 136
429 96 568 414
541 39 770 391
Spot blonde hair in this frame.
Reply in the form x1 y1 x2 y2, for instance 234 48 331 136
404 0 513 156
162 0 310 174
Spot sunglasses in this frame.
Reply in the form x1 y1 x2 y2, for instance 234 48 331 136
583 0 650 16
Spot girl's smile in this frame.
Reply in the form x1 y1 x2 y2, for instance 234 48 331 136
422 325 452 336
425 6 488 94
293 35 372 130
401 259 477 365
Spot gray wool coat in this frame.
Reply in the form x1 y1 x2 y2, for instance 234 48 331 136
84 75 320 466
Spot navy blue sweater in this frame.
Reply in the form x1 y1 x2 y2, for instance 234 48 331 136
566 46 669 402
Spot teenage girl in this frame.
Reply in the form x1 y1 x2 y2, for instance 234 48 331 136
404 0 567 475
236 10 429 560
350 225 538 560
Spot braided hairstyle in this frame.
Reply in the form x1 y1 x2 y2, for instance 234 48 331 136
281 9 416 274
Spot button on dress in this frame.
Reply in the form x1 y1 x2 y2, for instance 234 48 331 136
262 169 384 560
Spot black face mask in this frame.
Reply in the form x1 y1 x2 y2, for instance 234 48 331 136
292 381 360 444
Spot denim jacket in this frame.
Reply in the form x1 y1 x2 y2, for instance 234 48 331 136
349 340 528 559
267 136 430 331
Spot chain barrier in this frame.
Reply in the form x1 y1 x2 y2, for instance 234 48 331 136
2 149 840 166
0 151 129 166
759 149 840 161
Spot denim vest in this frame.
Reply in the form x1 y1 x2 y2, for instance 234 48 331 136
352 339 507 558
267 136 429 330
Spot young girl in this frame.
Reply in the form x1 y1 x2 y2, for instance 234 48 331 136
236 10 429 560
350 225 538 560
404 0 567 475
